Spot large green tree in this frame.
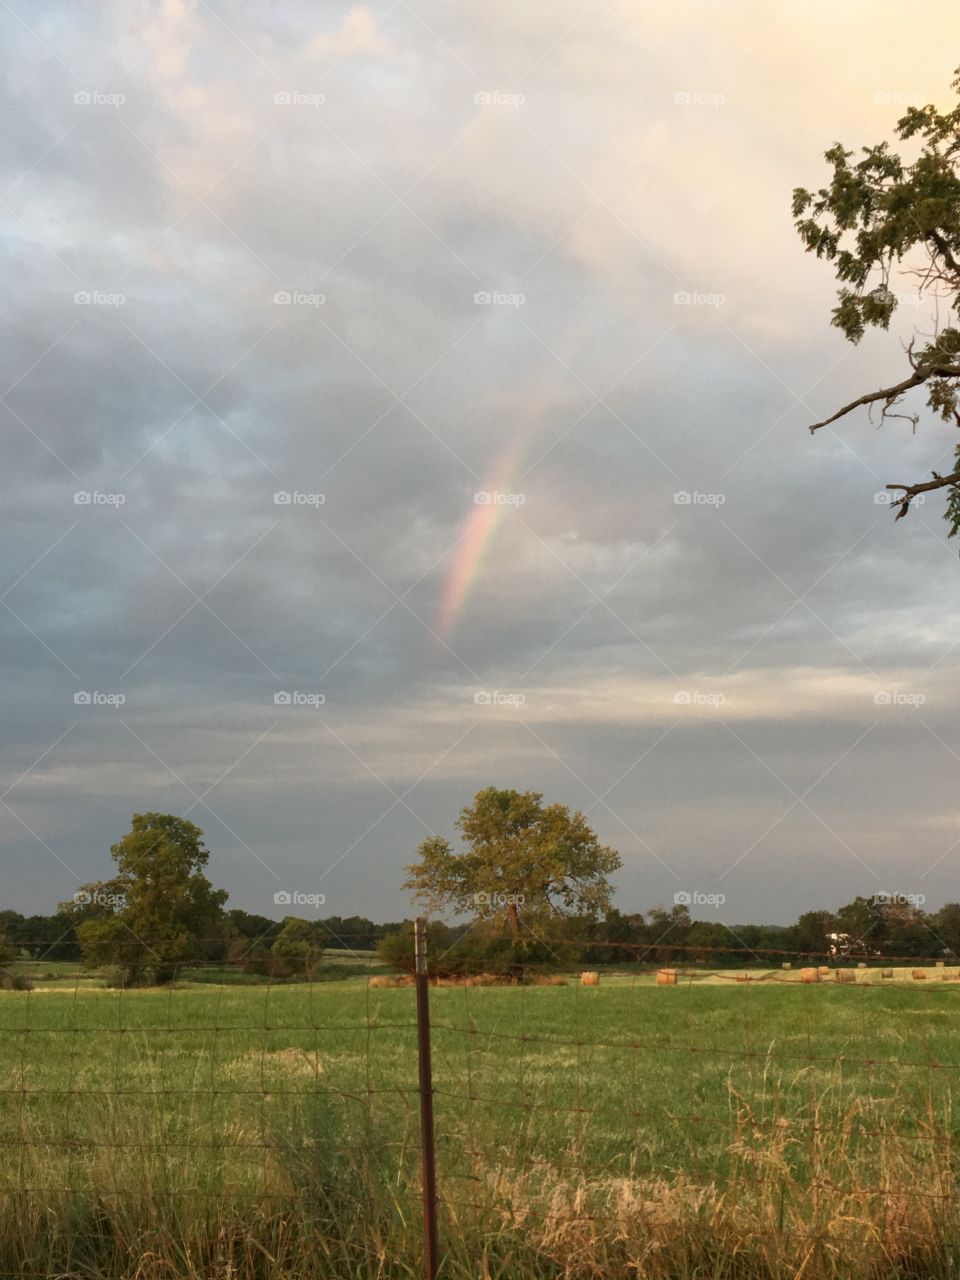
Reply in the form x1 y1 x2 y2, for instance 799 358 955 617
73 813 227 984
794 68 960 529
404 787 621 936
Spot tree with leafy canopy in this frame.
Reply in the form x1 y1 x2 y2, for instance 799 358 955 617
73 814 227 985
269 917 324 979
794 68 960 529
403 787 621 938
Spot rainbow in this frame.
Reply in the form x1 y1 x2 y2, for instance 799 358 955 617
436 435 526 639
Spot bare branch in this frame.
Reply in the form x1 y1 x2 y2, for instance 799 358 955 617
886 467 960 520
809 363 960 433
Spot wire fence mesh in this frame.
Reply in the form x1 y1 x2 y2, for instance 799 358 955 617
3 930 960 1279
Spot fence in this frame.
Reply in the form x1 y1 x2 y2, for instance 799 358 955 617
3 925 960 1279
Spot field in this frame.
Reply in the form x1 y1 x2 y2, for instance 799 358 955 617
2 967 960 1279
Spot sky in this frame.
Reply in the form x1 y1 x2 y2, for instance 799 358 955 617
3 0 960 926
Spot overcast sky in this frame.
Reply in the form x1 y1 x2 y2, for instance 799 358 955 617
3 0 960 926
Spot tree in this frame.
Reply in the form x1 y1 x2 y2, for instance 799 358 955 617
270 917 324 980
74 813 227 985
794 68 960 528
403 787 621 937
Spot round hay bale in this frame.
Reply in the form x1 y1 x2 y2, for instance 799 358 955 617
881 968 893 979
912 969 927 981
818 966 830 976
782 962 792 969
937 960 945 967
857 962 867 969
656 969 677 986
836 970 856 983
798 967 819 983
580 971 599 987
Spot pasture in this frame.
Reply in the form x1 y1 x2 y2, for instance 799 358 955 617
1 969 959 1278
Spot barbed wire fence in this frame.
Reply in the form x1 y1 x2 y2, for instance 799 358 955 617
3 924 960 1279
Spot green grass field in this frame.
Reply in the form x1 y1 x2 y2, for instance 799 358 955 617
1 969 959 1279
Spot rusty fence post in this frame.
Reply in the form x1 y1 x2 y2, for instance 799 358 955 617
415 917 439 1280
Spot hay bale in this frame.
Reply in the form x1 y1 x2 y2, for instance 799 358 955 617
818 966 830 976
857 962 867 969
782 962 791 969
912 969 927 981
580 971 599 986
656 969 677 986
798 968 819 983
836 970 856 983
937 960 945 967
881 968 893 979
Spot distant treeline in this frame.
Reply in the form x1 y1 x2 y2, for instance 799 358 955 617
0 908 404 964
5 893 960 969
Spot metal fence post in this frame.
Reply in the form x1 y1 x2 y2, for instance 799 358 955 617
415 917 439 1280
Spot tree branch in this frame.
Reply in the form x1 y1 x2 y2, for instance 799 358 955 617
809 363 960 433
886 467 960 519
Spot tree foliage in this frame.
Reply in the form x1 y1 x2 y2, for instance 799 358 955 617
403 787 621 936
794 68 960 530
72 813 227 984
